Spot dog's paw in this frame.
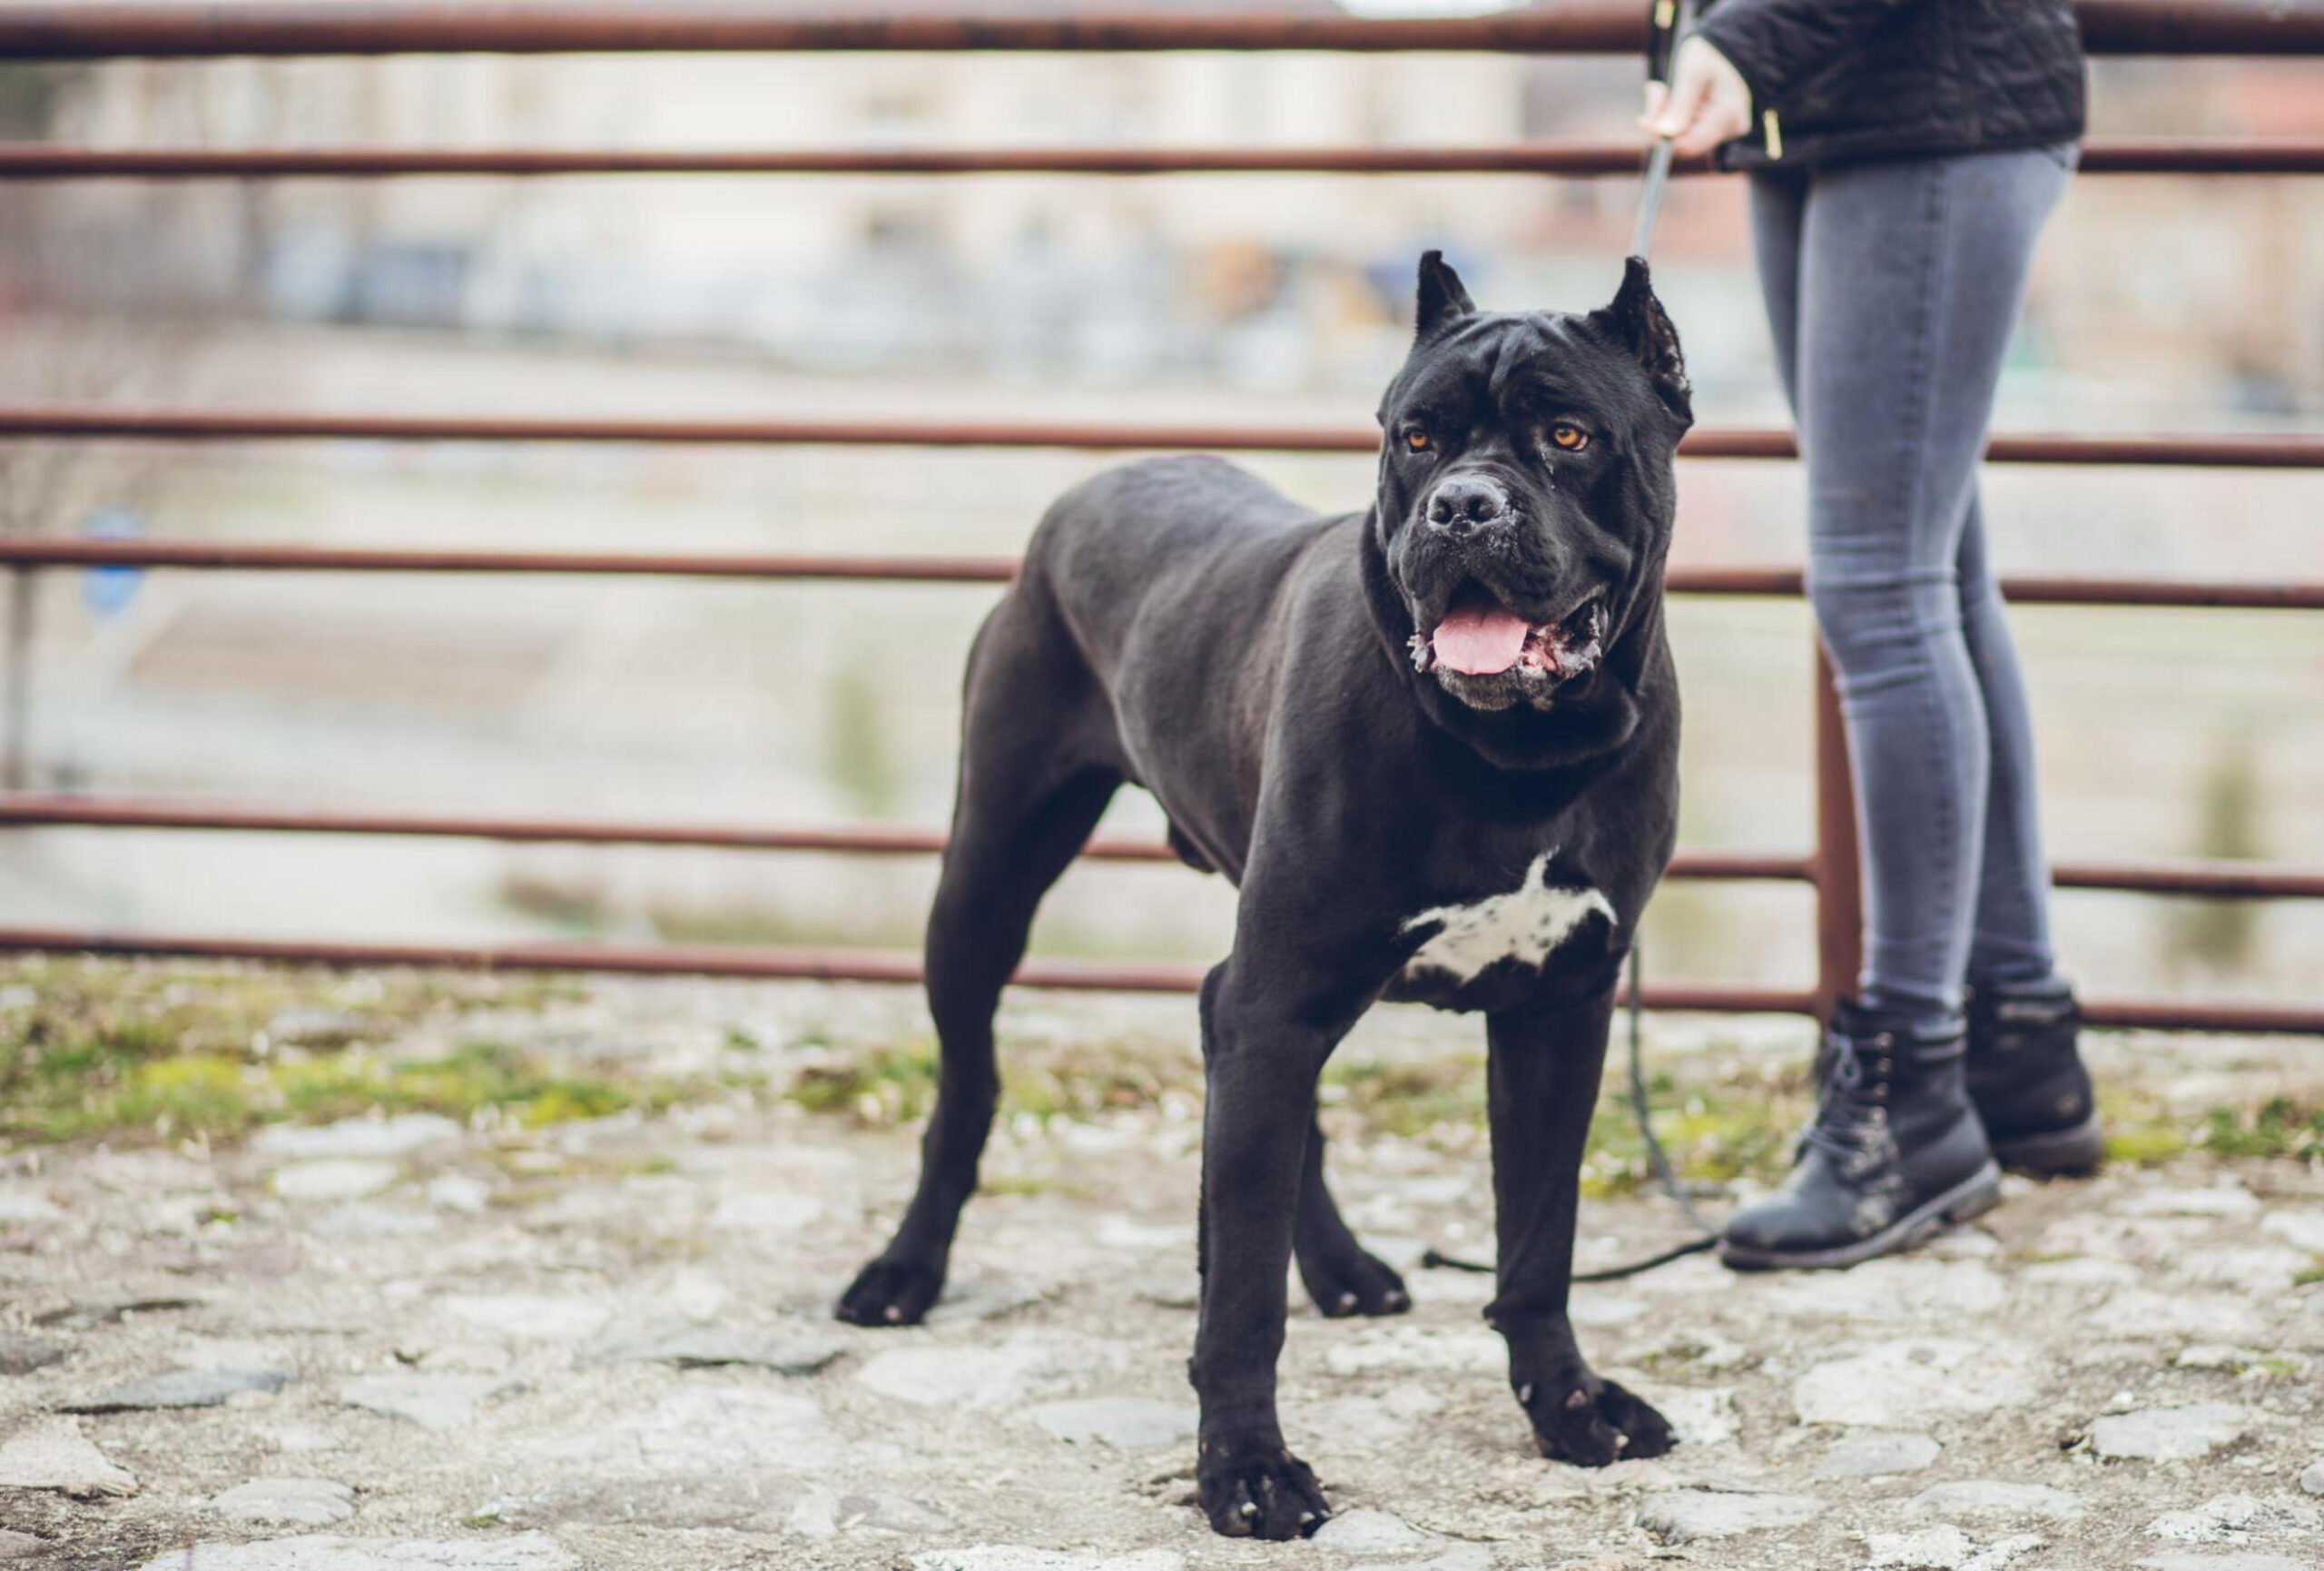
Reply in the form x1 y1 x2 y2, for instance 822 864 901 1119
1196 1434 1330 1540
1521 1374 1675 1466
834 1256 943 1327
1299 1249 1412 1319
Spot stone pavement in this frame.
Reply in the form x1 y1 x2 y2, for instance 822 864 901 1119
0 973 2319 1570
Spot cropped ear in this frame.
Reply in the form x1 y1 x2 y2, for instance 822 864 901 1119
1415 250 1477 341
1600 255 1692 424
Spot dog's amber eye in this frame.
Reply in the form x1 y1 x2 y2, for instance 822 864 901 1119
1550 423 1589 451
1404 430 1433 453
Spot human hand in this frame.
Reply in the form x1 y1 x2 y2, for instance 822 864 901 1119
1639 36 1751 158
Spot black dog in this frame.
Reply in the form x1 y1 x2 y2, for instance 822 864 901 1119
839 253 1690 1538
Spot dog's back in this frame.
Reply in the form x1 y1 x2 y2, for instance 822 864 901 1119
1022 454 1328 687
1001 456 1361 862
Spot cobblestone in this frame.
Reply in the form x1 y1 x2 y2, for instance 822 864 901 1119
3 972 2319 1571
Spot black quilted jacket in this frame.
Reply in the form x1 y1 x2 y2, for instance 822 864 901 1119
1658 0 2086 170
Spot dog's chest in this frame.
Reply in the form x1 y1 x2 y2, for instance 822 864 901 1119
1398 852 1615 986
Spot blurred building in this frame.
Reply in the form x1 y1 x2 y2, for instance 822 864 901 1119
7 17 1667 390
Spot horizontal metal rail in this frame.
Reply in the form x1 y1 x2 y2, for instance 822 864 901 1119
8 795 2321 902
0 926 1818 1013
2 1 2317 59
6 538 2321 611
0 795 1812 884
2073 997 2324 1035
2054 860 2324 901
6 138 2322 181
0 540 1026 583
0 924 2311 1033
4 408 2320 469
0 926 1199 994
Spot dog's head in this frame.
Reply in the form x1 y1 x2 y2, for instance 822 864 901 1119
1363 252 1691 767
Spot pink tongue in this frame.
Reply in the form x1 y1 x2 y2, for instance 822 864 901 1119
1432 601 1531 675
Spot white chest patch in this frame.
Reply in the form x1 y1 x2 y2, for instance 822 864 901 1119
1399 852 1616 985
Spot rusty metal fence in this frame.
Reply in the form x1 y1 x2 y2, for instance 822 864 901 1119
0 1 2319 1034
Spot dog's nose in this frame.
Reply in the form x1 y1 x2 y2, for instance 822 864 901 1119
1425 476 1510 532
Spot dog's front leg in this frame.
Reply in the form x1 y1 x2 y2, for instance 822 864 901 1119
1188 959 1339 1539
1484 987 1675 1465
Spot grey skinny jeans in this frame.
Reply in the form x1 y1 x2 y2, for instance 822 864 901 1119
1748 144 2074 1022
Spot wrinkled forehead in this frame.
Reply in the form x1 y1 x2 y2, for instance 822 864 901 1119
1385 311 1630 416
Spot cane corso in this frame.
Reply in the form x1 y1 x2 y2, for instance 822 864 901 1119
838 253 1690 1538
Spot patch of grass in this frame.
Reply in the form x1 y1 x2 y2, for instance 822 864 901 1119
750 1035 1809 1193
2096 1086 2323 1169
2196 1096 2324 1163
271 1041 639 1129
0 966 284 1140
785 1045 938 1124
517 1079 634 1127
2291 1265 2324 1289
111 1054 252 1137
0 959 693 1146
1324 1058 1484 1141
2097 1082 2195 1168
1006 1050 1187 1121
783 1034 1203 1129
2104 1122 2190 1166
1656 1092 1800 1183
1582 1080 1810 1199
1316 1052 1807 1195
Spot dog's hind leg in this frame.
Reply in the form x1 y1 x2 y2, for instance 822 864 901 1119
1294 1114 1411 1318
837 596 1121 1328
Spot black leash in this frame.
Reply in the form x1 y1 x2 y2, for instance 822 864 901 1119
1630 0 1699 261
1419 945 1721 1283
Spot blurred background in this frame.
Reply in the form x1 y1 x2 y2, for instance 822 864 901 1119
0 5 2319 1008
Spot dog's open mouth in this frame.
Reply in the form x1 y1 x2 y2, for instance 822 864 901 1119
1406 585 1608 686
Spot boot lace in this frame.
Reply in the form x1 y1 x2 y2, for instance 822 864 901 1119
1799 1027 1896 1172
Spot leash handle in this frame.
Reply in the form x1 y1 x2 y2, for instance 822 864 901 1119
1631 0 1699 261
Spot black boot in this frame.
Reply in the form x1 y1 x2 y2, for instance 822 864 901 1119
1719 1000 2002 1271
1965 978 2102 1176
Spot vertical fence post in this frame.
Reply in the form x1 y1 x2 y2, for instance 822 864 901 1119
1811 644 1861 1021
3 568 30 790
